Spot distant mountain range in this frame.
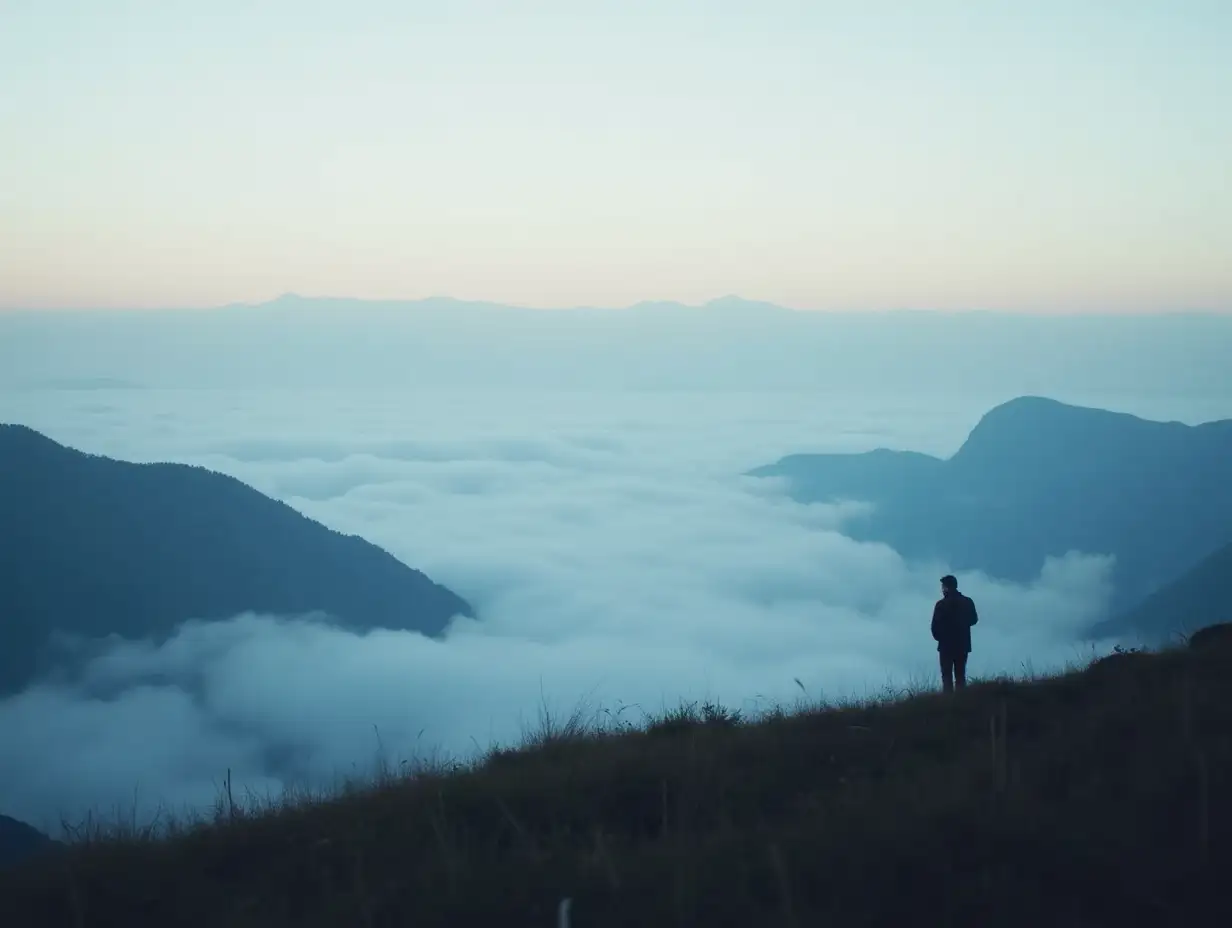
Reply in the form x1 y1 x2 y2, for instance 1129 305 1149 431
752 396 1232 640
4 297 1231 395
0 425 472 696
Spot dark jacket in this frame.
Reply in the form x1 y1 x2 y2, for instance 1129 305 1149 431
931 590 978 654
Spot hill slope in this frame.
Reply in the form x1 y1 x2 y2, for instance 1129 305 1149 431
751 396 1232 625
0 816 56 870
1096 541 1232 642
0 639 1229 926
0 425 471 695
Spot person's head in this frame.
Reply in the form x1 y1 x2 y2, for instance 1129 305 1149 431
940 574 958 594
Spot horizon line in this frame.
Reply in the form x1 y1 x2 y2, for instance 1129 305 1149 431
1 293 1229 317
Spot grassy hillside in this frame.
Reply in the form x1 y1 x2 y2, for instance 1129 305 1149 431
3 638 1231 927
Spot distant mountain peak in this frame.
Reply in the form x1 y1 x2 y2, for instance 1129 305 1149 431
701 295 791 314
982 395 1148 418
750 395 1232 630
985 395 1070 413
953 396 1171 464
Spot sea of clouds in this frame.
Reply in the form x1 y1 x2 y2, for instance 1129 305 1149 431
0 383 1156 832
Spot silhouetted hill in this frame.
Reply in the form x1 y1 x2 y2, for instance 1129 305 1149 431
1096 541 1232 643
0 425 471 696
2 638 1229 926
0 816 56 870
751 397 1232 624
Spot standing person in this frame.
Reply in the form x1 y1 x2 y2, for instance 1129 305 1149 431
931 574 978 692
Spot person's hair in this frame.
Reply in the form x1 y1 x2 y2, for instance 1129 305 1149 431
940 574 958 591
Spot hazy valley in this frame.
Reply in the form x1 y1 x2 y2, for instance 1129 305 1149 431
3 306 1231 853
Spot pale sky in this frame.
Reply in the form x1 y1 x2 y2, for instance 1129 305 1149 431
1 0 1229 312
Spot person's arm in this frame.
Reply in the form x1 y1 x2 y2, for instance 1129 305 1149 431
968 597 979 627
931 601 942 641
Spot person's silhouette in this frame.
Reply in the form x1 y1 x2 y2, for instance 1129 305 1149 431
931 574 978 692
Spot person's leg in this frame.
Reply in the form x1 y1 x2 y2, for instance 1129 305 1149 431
939 653 954 693
954 653 968 689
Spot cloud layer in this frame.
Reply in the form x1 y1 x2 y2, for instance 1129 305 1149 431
1 387 1125 832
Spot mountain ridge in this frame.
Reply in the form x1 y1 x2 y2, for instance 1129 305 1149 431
0 425 472 696
751 396 1232 635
